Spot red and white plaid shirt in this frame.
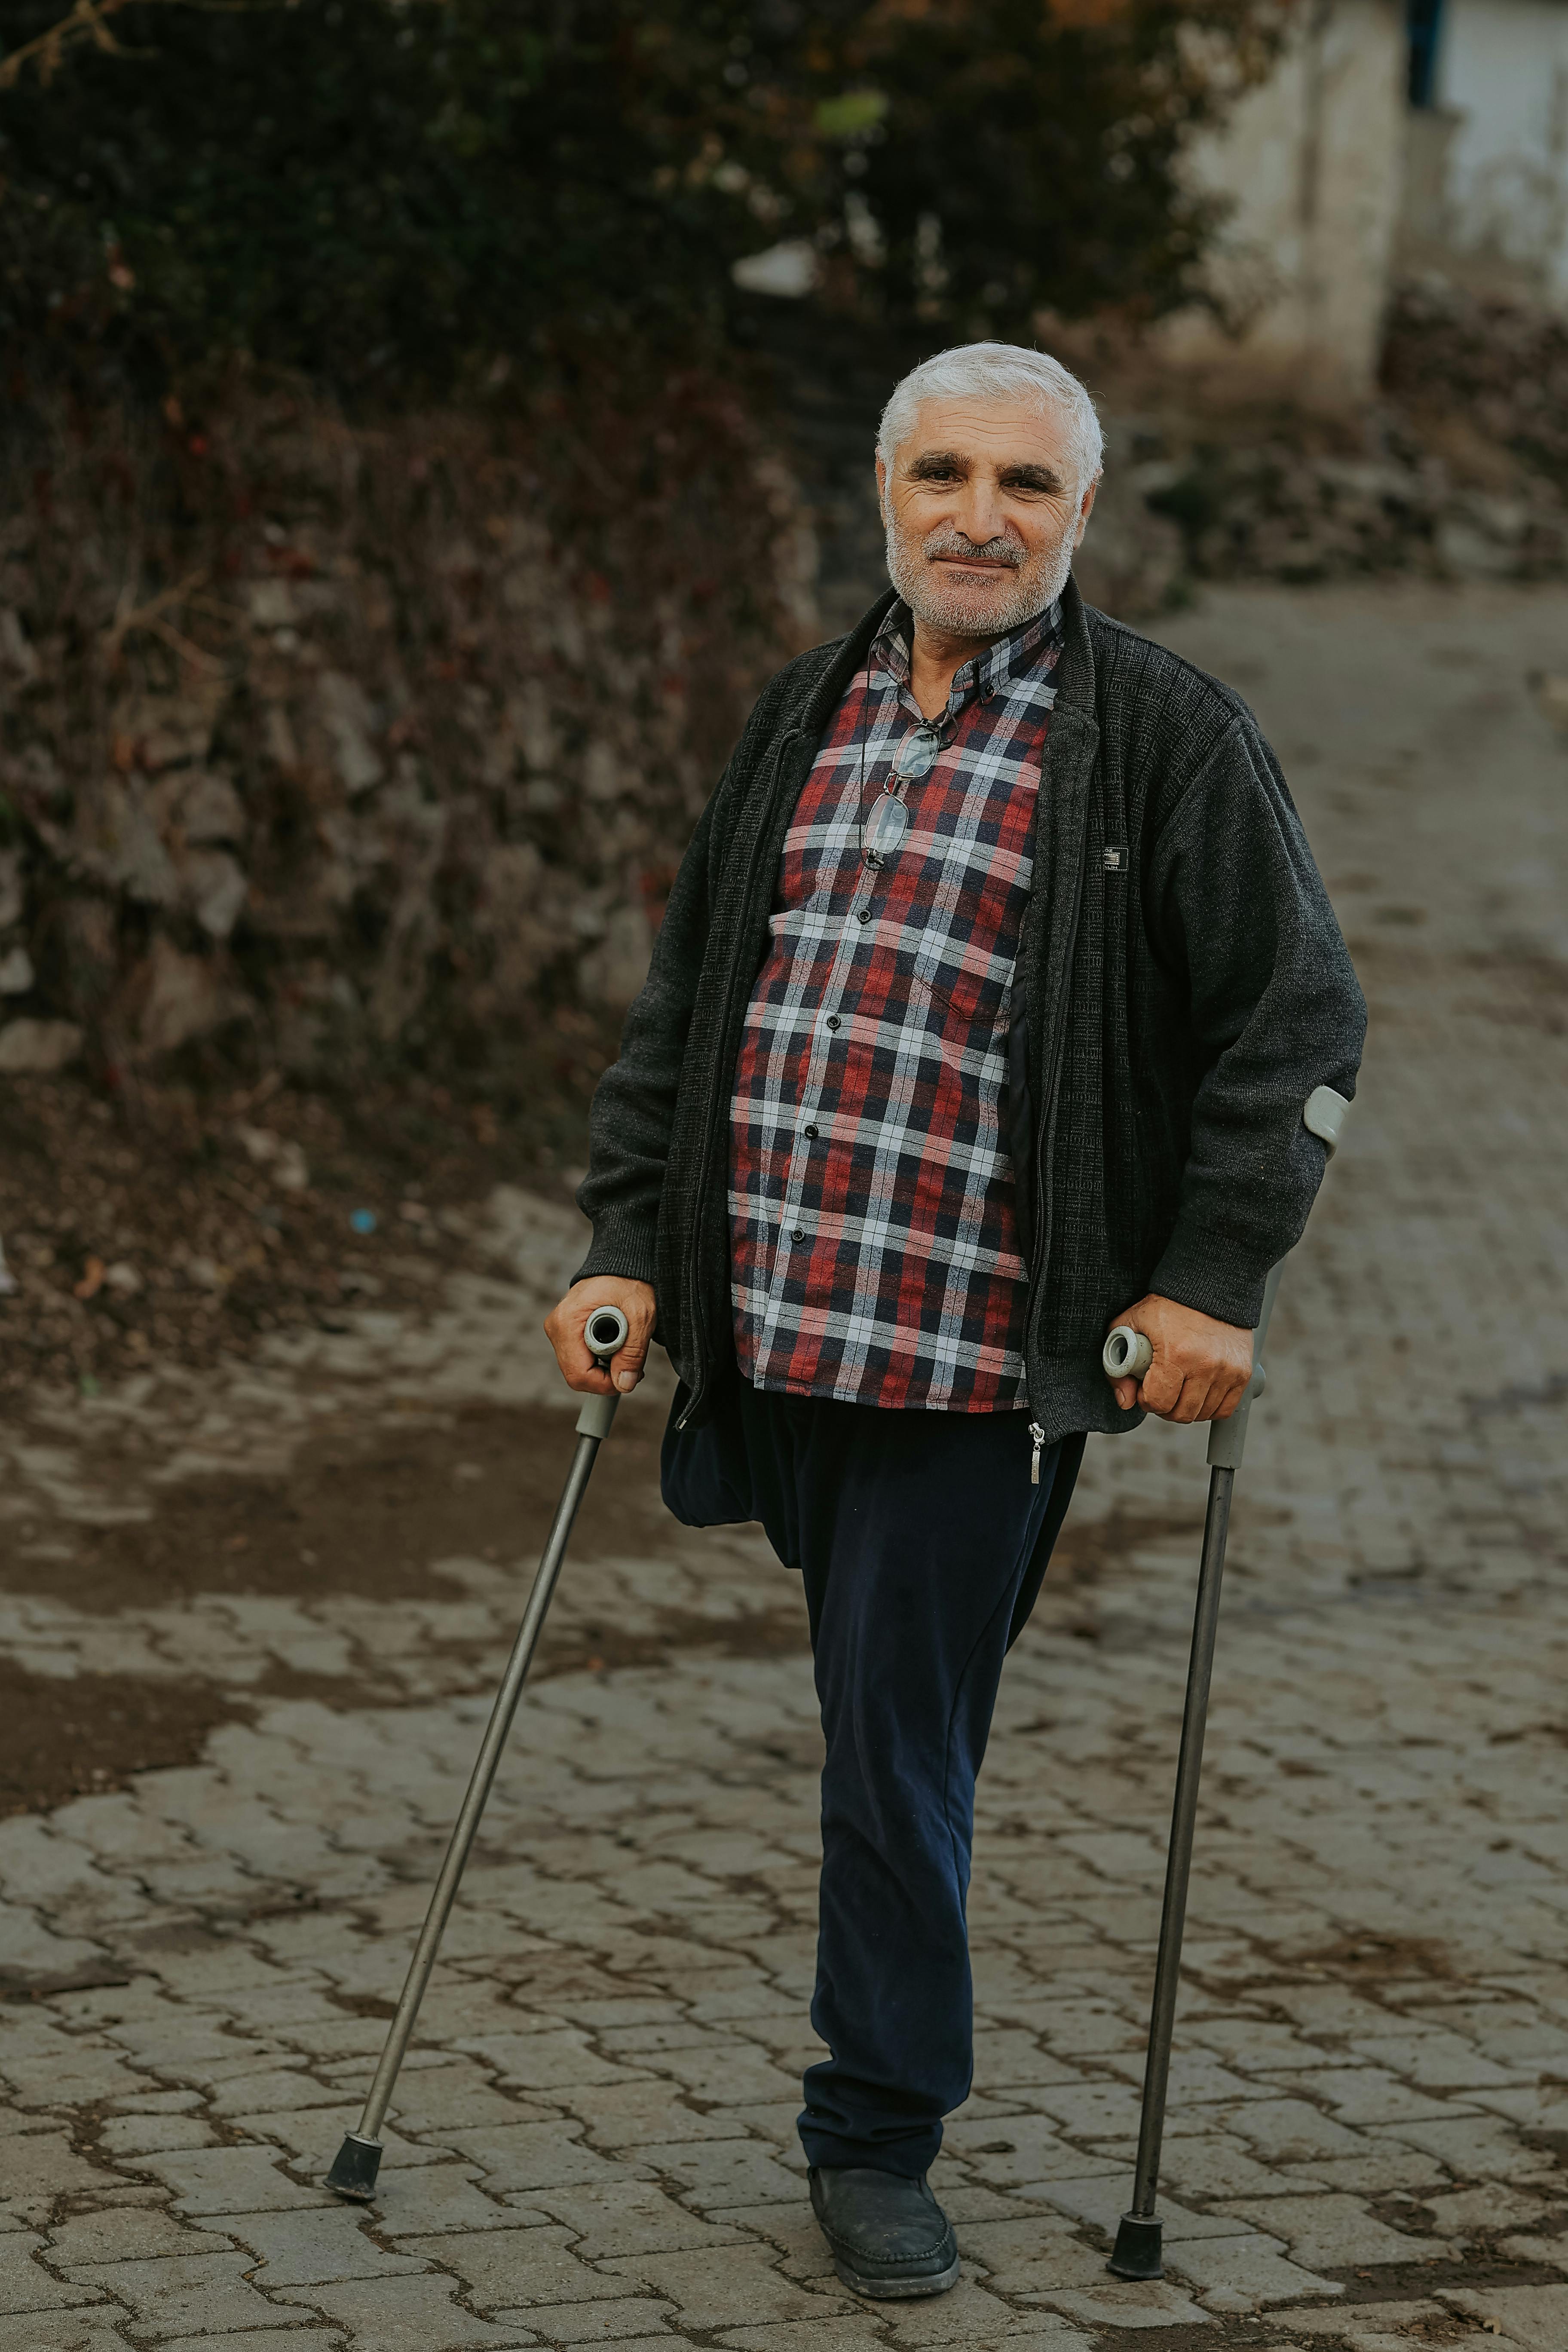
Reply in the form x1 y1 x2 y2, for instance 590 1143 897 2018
729 598 1062 1411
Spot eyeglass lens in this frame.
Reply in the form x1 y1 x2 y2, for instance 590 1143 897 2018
865 796 910 858
892 728 940 782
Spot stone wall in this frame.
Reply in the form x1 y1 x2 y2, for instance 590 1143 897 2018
0 381 814 1086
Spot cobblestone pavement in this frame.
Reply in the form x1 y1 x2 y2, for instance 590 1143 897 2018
2 582 1567 2351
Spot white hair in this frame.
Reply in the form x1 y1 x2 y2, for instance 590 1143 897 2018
877 341 1104 492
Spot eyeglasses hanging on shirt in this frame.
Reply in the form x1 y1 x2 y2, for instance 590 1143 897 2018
860 723 943 868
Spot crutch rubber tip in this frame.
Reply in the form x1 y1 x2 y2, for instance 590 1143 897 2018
1107 2211 1164 2281
325 2132 383 2202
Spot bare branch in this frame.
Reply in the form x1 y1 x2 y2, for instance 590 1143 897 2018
0 0 307 91
103 566 208 665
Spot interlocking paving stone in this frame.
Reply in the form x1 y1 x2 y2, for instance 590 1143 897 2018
218 2205 432 2286
158 2335 343 2352
879 2276 1038 2343
43 2210 239 2266
526 2184 748 2261
628 2140 805 2211
364 2163 515 2236
131 2147 334 2216
0 2127 123 2217
275 2273 542 2345
1273 2302 1478 2349
1032 2278 1212 2330
441 2124 645 2193
1440 2283 1568 2349
487 2301 677 2343
401 2221 644 2310
0 2319 138 2350
49 2251 294 2334
0 2230 112 2312
599 2245 852 2328
1159 2232 1343 2314
714 2324 888 2352
1210 2190 1446 2268
943 2217 1109 2294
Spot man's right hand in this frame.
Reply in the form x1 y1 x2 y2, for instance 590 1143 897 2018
544 1277 657 1396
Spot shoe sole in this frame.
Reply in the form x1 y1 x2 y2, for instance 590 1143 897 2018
831 2252 961 2300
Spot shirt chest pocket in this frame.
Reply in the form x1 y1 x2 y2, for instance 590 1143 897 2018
910 947 1014 1038
901 828 1033 1037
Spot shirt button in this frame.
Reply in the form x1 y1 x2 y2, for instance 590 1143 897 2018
791 1228 806 1243
857 910 871 924
803 1124 818 1139
826 1014 841 1030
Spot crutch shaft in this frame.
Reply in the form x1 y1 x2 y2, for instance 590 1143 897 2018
327 1387 620 2199
1129 1461 1232 2217
352 1424 603 2141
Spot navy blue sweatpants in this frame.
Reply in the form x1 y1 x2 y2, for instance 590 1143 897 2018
663 1383 1084 2178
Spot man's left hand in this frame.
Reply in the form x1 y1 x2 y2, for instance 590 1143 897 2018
1108 1294 1253 1423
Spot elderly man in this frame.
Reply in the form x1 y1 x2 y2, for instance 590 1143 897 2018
545 341 1365 2300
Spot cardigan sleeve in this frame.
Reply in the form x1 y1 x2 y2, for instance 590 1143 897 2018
1143 718 1367 1326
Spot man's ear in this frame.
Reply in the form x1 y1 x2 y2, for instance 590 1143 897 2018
875 451 888 524
1073 475 1100 548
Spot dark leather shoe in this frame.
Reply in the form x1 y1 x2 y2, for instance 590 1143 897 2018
809 2165 960 2299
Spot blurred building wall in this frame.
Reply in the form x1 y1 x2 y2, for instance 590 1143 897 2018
1158 0 1409 401
1401 0 1568 306
1157 0 1568 401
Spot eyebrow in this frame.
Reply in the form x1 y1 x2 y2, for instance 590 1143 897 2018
904 450 1065 494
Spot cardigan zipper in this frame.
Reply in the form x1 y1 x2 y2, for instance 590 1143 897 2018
1020 738 1090 1474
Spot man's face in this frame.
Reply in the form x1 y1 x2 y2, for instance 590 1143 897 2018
877 395 1098 639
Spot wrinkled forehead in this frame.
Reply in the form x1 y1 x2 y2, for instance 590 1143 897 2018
888 393 1075 475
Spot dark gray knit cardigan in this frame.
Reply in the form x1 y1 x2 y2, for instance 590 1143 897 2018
575 580 1366 1442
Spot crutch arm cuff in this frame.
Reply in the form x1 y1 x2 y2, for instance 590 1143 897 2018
1304 1084 1351 1158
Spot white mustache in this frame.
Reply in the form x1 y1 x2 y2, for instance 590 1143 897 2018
921 530 1024 568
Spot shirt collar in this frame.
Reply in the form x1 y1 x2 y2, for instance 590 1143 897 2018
870 596 1063 717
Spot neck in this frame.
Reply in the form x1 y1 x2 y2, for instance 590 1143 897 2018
907 612 1010 724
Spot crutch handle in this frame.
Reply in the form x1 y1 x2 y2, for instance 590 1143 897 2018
585 1304 631 1368
1102 1325 1153 1382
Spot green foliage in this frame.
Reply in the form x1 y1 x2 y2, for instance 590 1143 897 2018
0 0 1277 400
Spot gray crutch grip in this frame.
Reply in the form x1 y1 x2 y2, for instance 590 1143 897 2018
576 1304 629 1439
1103 1326 1153 1382
1205 1262 1281 1470
575 1391 619 1440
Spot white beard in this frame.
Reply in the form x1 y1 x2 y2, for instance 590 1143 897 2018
884 517 1075 637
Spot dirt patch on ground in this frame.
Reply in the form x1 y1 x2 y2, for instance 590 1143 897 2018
0 1388 822 1814
0 1605 815 1822
1292 1931 1456 1984
0 1066 595 1405
0 1658 237 1818
6 1396 678 1612
1046 1504 1206 1591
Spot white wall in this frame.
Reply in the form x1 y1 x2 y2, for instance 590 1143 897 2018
1435 0 1568 303
1160 0 1408 400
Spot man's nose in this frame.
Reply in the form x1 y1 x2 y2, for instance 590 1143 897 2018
953 476 1007 547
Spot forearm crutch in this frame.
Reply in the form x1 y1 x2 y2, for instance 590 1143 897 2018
326 1303 633 2202
1100 1086 1349 2281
